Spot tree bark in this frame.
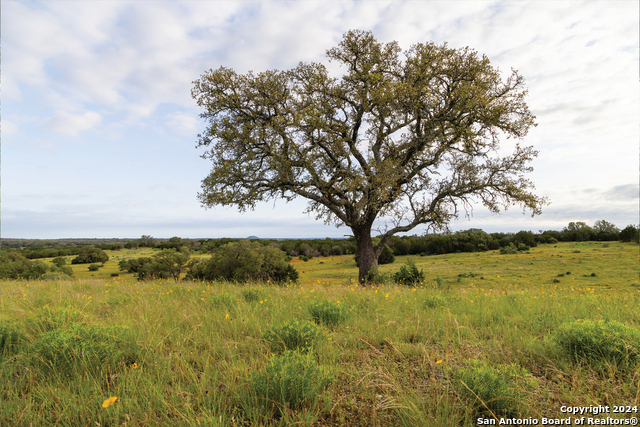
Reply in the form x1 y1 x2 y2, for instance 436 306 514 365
353 225 378 284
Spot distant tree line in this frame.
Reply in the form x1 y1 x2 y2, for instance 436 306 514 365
384 222 638 256
1 221 637 263
1 220 637 282
0 238 132 249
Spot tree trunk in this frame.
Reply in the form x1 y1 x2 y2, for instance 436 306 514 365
353 225 378 284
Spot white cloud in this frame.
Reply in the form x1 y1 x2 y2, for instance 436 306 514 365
167 113 200 135
2 0 638 238
1 119 21 136
45 111 102 136
34 139 57 150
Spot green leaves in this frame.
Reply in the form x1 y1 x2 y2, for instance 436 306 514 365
71 248 109 265
393 258 425 286
186 240 298 284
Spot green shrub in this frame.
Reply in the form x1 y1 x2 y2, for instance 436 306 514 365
393 258 425 286
137 263 170 280
517 243 530 251
119 257 154 273
499 244 518 254
22 305 84 336
88 263 101 271
27 323 139 379
263 320 324 354
187 240 298 283
51 256 67 267
0 252 36 279
458 272 478 278
57 265 73 276
308 300 350 328
378 245 395 265
138 249 192 282
452 360 534 418
423 295 446 309
71 247 109 264
247 350 333 418
299 255 311 262
551 320 640 374
275 264 299 284
19 262 50 279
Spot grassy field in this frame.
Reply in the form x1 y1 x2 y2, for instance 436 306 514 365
1 242 639 426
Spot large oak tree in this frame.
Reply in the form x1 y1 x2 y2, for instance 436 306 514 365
192 30 548 283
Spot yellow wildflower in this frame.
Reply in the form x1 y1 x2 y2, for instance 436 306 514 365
102 396 119 408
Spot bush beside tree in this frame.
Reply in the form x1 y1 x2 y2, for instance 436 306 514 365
51 257 67 267
118 257 154 273
393 258 425 286
186 240 298 283
71 248 109 265
142 249 192 282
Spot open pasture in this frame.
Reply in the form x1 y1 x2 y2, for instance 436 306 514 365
1 242 638 426
48 242 640 292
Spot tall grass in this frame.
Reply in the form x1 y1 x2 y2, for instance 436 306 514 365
0 242 638 426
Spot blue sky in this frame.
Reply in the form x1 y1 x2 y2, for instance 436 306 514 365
2 1 638 239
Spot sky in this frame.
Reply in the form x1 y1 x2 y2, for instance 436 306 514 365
2 0 639 239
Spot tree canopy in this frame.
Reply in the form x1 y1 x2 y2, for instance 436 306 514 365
192 29 548 283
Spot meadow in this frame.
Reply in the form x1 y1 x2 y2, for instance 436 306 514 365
1 241 638 426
